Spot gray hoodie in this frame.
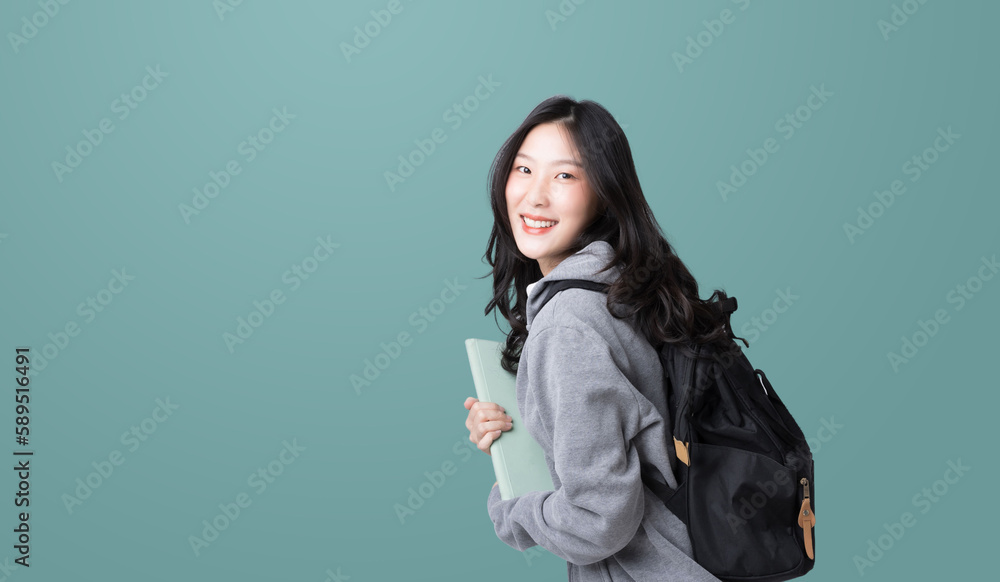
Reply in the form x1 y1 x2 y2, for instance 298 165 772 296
487 240 722 582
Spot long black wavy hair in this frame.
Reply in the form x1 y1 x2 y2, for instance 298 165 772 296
480 95 745 374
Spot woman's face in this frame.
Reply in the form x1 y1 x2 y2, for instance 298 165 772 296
505 122 602 277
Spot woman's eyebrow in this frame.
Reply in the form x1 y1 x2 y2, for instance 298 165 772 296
515 152 583 168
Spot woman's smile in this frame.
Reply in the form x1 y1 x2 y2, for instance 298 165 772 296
521 213 559 234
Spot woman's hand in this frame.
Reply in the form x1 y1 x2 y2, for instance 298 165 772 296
464 396 513 456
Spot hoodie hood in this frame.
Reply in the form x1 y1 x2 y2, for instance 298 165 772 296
525 240 622 332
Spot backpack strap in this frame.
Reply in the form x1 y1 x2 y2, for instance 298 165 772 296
670 341 699 459
533 278 611 314
640 461 677 501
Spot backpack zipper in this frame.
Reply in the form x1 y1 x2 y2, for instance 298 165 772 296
797 477 816 560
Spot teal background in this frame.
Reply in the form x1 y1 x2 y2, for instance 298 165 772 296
1 0 996 580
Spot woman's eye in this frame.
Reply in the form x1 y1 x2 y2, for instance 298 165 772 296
511 166 573 179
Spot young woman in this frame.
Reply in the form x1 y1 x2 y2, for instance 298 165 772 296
463 96 734 581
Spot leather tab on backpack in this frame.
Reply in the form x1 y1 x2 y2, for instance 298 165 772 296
797 498 816 559
673 436 690 466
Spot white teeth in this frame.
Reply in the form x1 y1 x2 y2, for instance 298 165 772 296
523 216 557 228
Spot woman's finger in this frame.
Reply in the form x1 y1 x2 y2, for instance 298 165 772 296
474 406 507 426
468 414 512 442
472 400 506 415
477 429 503 455
483 417 513 433
467 405 505 432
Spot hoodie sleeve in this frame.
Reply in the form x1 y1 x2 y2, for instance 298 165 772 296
487 324 645 566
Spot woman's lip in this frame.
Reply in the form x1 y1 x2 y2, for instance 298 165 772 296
521 215 557 234
521 213 558 222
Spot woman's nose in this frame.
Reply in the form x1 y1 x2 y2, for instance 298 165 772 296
524 179 549 206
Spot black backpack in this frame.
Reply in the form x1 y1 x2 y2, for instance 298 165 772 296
535 279 816 582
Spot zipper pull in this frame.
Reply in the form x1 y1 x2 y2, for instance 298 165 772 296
797 477 816 559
